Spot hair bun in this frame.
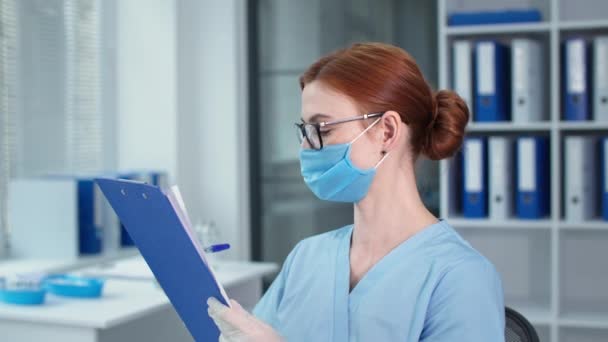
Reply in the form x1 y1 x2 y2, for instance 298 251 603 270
422 90 469 160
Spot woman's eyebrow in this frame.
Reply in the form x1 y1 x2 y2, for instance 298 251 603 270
301 113 331 123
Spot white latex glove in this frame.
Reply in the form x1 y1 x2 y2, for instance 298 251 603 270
207 297 285 342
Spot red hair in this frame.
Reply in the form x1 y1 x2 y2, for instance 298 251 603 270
299 42 469 161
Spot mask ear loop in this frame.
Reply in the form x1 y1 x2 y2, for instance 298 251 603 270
350 117 382 145
374 151 391 168
350 117 389 169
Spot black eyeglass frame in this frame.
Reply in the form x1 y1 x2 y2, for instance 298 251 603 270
295 112 385 150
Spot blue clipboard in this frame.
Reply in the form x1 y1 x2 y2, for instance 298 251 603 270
95 178 226 341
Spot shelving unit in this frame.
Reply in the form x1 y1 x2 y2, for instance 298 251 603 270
559 20 608 31
450 218 553 230
558 122 608 131
438 1 608 341
559 220 608 230
467 122 553 133
446 22 551 36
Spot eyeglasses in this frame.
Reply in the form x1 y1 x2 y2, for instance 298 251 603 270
295 112 384 150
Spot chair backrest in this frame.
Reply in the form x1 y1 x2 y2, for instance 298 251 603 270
505 307 540 342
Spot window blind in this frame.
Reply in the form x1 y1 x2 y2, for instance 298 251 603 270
0 0 18 257
0 0 103 258
64 0 102 173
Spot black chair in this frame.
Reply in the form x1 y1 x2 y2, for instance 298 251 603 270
505 307 540 342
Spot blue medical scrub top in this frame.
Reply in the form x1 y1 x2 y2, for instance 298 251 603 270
253 220 505 341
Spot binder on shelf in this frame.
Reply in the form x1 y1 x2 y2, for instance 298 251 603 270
447 9 542 26
462 137 487 218
602 138 608 221
475 41 510 122
594 36 608 122
489 137 513 220
47 175 104 255
77 177 104 255
453 40 474 121
448 151 463 217
512 39 545 122
565 136 597 222
563 38 591 121
516 137 549 219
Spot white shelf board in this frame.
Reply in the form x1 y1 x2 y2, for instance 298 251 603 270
559 220 608 230
445 22 551 36
449 218 552 229
467 122 552 133
559 121 608 131
559 20 608 31
559 312 608 329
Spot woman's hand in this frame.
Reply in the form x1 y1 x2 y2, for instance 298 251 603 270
207 297 285 342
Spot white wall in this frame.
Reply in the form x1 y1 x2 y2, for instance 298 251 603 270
103 0 250 260
176 0 250 260
114 0 177 180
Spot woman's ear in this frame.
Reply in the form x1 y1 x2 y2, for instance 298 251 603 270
380 110 402 152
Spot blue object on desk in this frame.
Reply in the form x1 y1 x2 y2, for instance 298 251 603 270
77 178 104 255
0 278 46 305
43 275 105 298
0 288 46 305
448 9 542 26
204 243 230 254
95 178 227 341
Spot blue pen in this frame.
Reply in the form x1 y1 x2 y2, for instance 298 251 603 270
204 243 230 253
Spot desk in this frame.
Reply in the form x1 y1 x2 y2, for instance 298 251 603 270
0 256 277 342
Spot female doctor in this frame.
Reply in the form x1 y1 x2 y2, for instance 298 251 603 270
207 42 505 341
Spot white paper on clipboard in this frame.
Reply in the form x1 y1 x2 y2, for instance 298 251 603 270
164 186 231 307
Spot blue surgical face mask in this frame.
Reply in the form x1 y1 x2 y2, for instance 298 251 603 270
299 118 390 203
